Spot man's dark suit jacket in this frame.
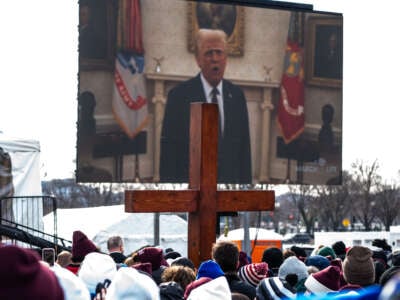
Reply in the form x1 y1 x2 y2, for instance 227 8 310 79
160 74 251 184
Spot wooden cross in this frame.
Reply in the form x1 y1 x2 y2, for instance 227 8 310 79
125 103 275 267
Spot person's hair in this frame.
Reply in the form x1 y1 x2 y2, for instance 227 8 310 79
56 250 72 268
283 249 296 260
123 256 135 267
161 265 196 291
107 236 123 250
194 29 227 56
211 241 239 273
307 265 319 274
261 247 283 270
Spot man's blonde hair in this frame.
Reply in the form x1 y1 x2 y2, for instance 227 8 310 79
194 28 227 55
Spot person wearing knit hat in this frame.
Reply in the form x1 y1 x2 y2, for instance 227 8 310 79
187 276 231 300
330 258 347 288
78 252 117 297
137 246 169 285
196 259 224 280
237 262 268 287
66 230 99 275
51 263 90 300
342 245 375 288
132 262 153 276
0 245 64 300
317 246 337 260
71 230 98 262
278 256 309 293
256 277 296 299
184 277 213 299
261 247 283 276
136 246 169 269
106 266 160 299
304 265 341 295
305 255 330 271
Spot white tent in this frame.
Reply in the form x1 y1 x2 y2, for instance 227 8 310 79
0 133 42 229
0 133 42 196
43 205 188 256
218 227 283 241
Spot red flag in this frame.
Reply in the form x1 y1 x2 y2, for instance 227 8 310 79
277 12 305 144
112 0 148 139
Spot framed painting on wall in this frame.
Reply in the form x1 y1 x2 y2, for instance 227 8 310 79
187 1 245 56
79 0 116 71
306 17 343 88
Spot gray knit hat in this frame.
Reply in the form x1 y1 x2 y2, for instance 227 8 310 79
342 246 375 286
278 256 309 282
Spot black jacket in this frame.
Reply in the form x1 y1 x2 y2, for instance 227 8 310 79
225 273 256 300
109 252 127 264
160 74 252 184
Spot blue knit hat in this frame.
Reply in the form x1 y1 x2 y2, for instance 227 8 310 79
196 260 224 280
305 255 330 271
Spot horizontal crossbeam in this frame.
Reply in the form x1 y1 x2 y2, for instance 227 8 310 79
125 190 274 213
125 190 198 212
217 190 275 212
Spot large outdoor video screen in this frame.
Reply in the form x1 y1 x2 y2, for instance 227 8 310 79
77 0 343 185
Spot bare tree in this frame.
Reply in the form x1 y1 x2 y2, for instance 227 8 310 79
287 185 318 234
351 160 381 231
315 171 353 231
375 182 400 231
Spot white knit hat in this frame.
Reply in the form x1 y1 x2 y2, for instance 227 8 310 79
278 256 309 282
51 264 90 300
106 267 160 300
78 252 117 294
187 276 231 300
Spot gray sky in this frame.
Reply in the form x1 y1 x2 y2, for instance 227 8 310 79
0 1 399 182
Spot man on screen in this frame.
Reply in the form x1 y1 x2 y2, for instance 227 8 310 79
160 29 251 183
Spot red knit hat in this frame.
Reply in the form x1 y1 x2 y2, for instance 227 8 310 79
0 245 64 300
305 265 341 294
238 262 269 287
137 247 168 270
184 277 212 299
72 230 97 260
132 262 153 276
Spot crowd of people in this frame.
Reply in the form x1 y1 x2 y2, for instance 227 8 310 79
1 231 400 299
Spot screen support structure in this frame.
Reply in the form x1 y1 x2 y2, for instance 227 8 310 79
125 103 275 267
